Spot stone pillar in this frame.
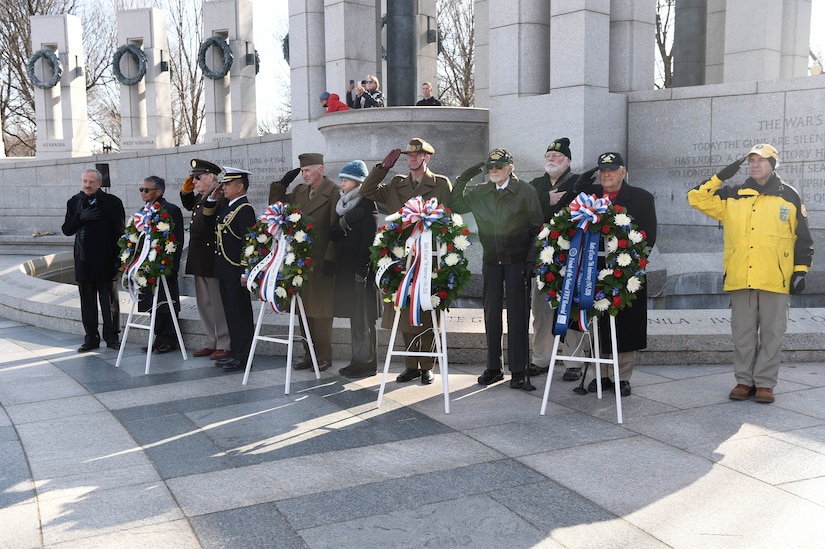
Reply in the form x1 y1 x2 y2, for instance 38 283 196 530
323 0 378 113
723 0 783 82
473 0 490 107
779 0 812 78
202 0 257 143
30 15 90 158
704 0 725 84
488 0 551 98
609 0 655 92
416 0 439 102
550 1 610 91
386 0 417 106
673 0 707 87
116 8 173 151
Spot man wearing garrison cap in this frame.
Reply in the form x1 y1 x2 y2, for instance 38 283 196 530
527 138 599 383
689 144 813 404
180 159 232 361
360 138 452 385
270 153 339 372
203 166 257 372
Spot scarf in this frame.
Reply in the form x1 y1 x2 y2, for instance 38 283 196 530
336 186 362 216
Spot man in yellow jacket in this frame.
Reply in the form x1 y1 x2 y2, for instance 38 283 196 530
688 144 813 403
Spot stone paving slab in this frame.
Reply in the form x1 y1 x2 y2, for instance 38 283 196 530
2 314 825 548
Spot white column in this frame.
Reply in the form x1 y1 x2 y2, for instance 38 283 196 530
609 0 656 92
202 0 257 142
723 0 782 82
116 8 173 151
30 14 90 158
779 0 812 78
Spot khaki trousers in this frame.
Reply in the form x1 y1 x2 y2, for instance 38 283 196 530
730 289 789 389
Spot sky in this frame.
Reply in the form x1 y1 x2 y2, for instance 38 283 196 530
254 1 825 122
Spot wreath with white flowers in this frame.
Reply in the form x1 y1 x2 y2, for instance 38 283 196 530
119 202 179 300
370 196 472 324
243 202 317 312
534 192 650 319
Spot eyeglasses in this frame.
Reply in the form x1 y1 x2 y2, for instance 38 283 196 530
193 174 210 180
488 163 507 170
138 187 157 193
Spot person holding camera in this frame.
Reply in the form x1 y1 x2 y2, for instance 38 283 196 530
688 144 813 404
346 75 385 109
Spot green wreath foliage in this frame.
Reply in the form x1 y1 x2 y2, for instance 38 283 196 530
112 44 147 86
27 49 63 89
198 36 234 79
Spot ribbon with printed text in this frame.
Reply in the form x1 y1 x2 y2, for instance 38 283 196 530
125 202 159 302
246 203 290 311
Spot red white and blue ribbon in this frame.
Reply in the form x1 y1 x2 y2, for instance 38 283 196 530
554 193 610 336
125 202 158 302
393 196 445 326
247 203 289 311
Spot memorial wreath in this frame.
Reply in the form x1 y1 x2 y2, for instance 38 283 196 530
243 202 317 312
534 192 650 328
370 196 472 325
118 201 179 300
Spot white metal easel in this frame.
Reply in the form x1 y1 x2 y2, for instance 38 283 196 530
540 314 623 424
115 275 188 374
241 295 320 394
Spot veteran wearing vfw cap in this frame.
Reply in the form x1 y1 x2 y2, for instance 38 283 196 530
202 166 257 372
270 153 339 372
180 159 231 361
688 144 813 404
452 149 544 391
361 138 453 384
577 152 657 398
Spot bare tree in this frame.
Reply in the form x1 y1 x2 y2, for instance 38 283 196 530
436 0 474 107
655 0 675 89
0 0 80 156
162 0 204 145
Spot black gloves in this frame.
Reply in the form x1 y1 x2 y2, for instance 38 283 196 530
322 260 336 276
456 162 485 185
276 167 301 187
575 166 599 191
790 272 806 295
716 157 745 181
78 205 102 222
381 149 402 171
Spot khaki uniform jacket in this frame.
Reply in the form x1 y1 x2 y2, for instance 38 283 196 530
360 164 453 332
269 176 339 318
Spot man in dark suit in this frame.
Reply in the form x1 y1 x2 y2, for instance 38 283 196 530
269 153 339 372
62 168 125 352
205 167 257 372
580 152 657 397
180 159 231 360
138 175 185 353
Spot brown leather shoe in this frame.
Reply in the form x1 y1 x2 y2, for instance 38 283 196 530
729 384 756 400
317 360 332 372
754 387 775 404
193 347 216 357
210 349 230 360
293 358 312 370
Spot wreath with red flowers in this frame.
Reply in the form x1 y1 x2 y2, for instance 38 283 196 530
118 201 179 295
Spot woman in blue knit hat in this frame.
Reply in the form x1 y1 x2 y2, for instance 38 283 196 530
330 160 381 378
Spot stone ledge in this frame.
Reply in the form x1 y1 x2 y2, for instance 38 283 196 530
2 255 823 365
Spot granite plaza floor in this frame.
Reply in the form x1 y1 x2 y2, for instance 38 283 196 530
1 313 825 548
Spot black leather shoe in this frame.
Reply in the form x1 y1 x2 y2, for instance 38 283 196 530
421 369 434 385
562 367 582 381
527 363 549 377
317 360 332 372
106 341 120 350
510 372 536 391
216 356 235 366
339 365 376 379
619 380 631 397
155 343 175 354
396 368 421 383
222 359 243 372
587 377 614 393
478 369 504 386
78 342 99 352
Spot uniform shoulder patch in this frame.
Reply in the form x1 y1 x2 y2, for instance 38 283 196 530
801 203 807 218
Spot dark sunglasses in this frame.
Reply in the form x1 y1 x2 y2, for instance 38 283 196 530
138 187 157 193
193 174 209 180
488 163 507 170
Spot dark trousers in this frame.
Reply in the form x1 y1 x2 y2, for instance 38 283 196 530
218 278 254 363
482 263 529 373
78 278 120 345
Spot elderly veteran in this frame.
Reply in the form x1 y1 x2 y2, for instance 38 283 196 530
269 153 339 372
361 138 453 385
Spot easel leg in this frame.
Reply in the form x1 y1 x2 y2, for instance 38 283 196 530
432 309 450 414
242 300 267 386
161 276 188 360
540 334 562 415
144 283 161 375
115 294 136 369
296 297 320 379
376 309 402 408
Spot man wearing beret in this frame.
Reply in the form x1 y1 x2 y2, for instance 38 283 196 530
361 138 453 385
452 149 544 390
528 138 598 382
180 159 231 360
204 167 257 372
270 153 339 372
579 152 657 397
688 144 813 404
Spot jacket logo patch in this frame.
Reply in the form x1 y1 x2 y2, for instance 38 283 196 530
801 204 807 218
779 206 789 222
